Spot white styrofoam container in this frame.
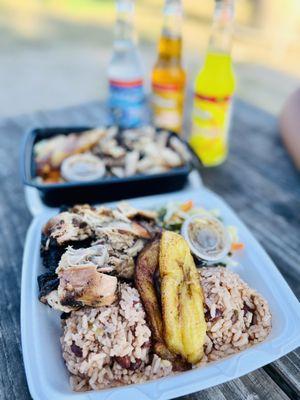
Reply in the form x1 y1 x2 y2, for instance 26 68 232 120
21 187 300 400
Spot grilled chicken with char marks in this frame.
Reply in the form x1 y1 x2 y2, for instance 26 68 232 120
39 202 162 311
41 212 94 270
58 265 117 308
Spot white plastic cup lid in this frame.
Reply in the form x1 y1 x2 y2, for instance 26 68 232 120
181 213 231 262
61 153 105 182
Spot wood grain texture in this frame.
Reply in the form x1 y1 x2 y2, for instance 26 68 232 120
264 348 300 400
0 100 299 400
201 101 300 298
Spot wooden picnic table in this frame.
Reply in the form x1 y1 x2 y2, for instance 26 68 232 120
0 99 299 400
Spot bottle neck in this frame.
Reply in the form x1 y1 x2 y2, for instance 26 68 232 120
114 0 136 46
208 0 235 55
158 0 183 60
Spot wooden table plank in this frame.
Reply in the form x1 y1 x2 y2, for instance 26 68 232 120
0 100 299 400
264 348 300 400
0 117 32 400
180 369 290 400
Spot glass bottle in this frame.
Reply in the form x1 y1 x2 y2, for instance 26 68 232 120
151 0 186 134
108 0 147 128
190 0 236 166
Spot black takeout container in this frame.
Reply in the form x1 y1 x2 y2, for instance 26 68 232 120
20 126 192 207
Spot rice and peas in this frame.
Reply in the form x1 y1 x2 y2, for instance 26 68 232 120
41 201 272 392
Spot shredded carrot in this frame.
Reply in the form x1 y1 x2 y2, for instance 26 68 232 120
180 200 194 212
231 242 245 251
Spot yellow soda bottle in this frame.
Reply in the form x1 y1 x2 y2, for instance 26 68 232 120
151 0 186 134
190 0 235 166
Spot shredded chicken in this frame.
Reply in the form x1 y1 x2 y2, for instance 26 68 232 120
39 202 164 312
41 203 160 287
34 126 191 182
169 136 191 163
57 245 111 273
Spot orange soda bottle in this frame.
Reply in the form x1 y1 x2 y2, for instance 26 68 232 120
151 0 186 134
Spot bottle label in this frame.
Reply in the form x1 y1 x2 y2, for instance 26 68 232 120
190 93 233 165
152 83 184 133
109 79 146 128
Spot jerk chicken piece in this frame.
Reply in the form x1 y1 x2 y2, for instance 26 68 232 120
40 289 75 313
42 212 93 245
38 272 59 301
70 204 116 229
58 265 117 308
41 212 94 271
39 245 117 311
116 202 162 239
38 271 75 312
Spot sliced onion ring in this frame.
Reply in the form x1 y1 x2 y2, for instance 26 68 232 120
181 214 231 263
61 153 105 182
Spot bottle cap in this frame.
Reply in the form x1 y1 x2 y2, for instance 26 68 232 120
181 214 231 262
164 0 183 15
61 154 105 182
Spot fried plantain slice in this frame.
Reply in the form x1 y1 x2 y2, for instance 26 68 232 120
135 240 189 370
159 231 207 364
135 240 163 343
